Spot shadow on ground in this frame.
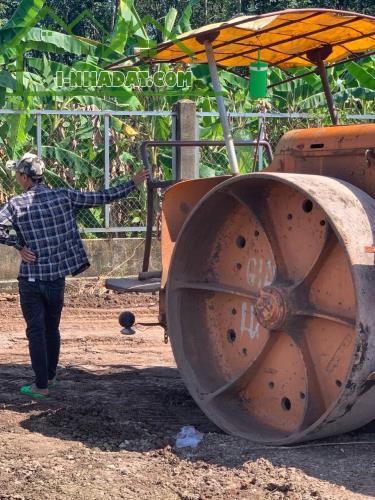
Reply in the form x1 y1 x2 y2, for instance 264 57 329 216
0 362 220 450
1 362 375 497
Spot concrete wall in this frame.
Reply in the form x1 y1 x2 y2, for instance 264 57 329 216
0 238 160 285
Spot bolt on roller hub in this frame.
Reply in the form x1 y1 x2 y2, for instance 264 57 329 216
166 173 375 444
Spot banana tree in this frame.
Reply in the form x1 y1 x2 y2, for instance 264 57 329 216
0 0 374 228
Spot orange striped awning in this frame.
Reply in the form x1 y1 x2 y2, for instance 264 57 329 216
111 8 375 69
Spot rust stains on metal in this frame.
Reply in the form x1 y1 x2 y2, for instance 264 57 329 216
166 149 375 443
160 176 230 288
255 286 289 330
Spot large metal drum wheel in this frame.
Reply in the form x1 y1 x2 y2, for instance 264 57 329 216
166 173 375 444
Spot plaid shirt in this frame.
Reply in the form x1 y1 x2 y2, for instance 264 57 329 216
0 181 136 280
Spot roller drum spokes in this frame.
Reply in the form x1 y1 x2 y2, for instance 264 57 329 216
166 173 375 444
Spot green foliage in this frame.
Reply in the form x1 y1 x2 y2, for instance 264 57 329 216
0 0 45 51
0 0 374 228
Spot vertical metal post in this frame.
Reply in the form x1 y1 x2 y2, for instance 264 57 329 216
171 113 177 180
306 46 338 126
258 116 264 171
204 40 239 174
36 113 42 158
316 58 338 125
104 114 110 229
195 114 200 174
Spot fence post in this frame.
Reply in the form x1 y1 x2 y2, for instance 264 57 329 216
171 113 177 180
258 116 265 171
36 113 42 158
173 99 199 180
104 114 110 229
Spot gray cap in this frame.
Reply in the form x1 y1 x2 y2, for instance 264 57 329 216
6 152 45 179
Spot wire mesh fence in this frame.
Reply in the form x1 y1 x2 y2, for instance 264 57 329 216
39 111 177 234
0 109 373 235
0 112 39 205
196 112 328 173
108 113 175 233
0 110 176 235
39 112 106 232
197 113 260 176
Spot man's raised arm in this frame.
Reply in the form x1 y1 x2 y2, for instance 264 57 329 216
65 167 149 209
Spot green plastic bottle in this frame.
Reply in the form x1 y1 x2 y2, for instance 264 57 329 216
249 54 268 99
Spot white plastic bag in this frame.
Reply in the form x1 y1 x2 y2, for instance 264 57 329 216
175 425 203 449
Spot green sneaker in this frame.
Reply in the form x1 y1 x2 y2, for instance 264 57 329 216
20 384 48 399
48 378 57 389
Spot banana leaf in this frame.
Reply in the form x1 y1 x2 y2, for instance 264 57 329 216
175 0 200 35
163 8 178 42
0 71 16 90
43 145 102 178
109 0 148 55
22 28 97 57
346 61 375 90
6 102 31 157
0 0 44 50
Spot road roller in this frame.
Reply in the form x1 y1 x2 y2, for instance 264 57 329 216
106 9 375 443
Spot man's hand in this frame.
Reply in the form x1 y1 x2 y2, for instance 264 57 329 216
19 247 36 263
132 167 150 187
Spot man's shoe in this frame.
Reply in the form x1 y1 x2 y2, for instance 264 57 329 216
20 384 48 399
48 378 57 389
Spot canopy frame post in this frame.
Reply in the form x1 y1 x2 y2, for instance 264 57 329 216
306 45 338 125
203 39 239 174
316 58 338 125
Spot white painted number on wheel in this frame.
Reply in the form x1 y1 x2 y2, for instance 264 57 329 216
247 257 275 289
240 302 259 340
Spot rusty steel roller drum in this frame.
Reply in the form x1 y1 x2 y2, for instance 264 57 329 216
166 172 375 444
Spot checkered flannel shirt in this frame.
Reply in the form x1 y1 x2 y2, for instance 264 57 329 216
0 181 136 280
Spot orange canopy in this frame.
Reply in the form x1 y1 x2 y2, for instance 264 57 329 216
111 8 375 69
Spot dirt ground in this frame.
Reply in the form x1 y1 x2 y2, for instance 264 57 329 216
0 283 374 500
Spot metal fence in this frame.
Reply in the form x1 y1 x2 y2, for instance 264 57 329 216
0 109 373 235
0 109 176 234
196 112 375 173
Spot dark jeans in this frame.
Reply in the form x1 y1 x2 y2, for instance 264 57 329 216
18 277 65 389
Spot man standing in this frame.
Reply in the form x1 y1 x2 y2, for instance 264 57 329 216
0 152 148 399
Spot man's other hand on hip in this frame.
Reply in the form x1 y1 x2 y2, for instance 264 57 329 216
20 247 36 263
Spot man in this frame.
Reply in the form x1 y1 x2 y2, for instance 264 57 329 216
0 152 148 399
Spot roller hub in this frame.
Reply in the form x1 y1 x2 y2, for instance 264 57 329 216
255 286 289 330
166 173 375 444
